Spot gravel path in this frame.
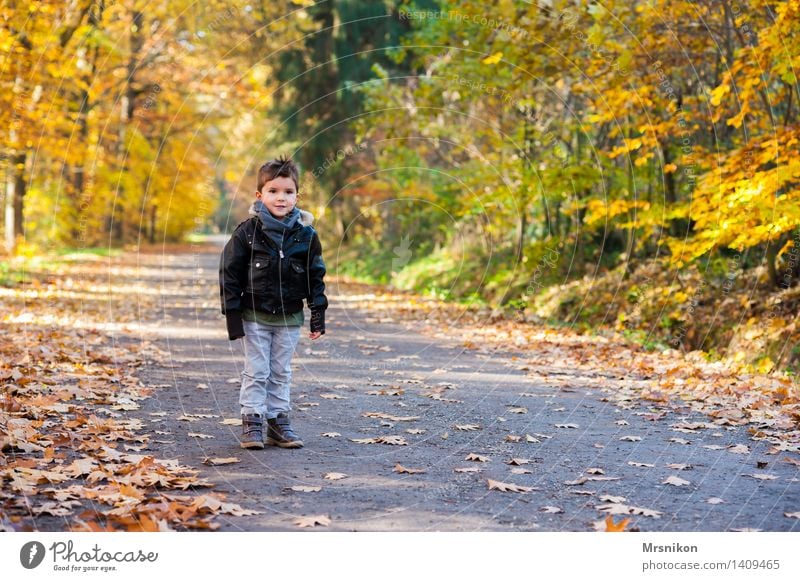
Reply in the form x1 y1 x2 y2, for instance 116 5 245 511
122 241 799 532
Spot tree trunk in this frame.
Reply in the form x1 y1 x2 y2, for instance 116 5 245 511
4 152 27 252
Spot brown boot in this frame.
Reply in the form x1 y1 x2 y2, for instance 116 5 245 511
265 412 304 448
240 413 265 449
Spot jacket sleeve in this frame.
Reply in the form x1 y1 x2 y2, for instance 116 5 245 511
307 231 328 312
219 228 249 314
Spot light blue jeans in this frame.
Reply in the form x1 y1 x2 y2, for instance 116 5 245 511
239 320 302 419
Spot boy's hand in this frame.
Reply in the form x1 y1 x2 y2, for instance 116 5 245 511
309 331 323 340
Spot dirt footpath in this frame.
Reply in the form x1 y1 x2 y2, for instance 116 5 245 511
121 242 799 532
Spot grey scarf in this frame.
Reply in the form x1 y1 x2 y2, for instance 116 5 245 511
252 200 300 251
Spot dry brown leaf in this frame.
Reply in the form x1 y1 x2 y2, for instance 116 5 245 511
487 479 536 493
351 435 408 445
454 424 481 431
362 412 420 422
599 494 627 503
506 458 531 466
202 457 241 466
743 473 778 480
289 485 322 492
540 506 563 513
627 461 654 468
663 475 690 486
465 453 490 462
727 444 750 454
706 497 726 504
393 463 426 474
294 514 331 528
321 432 341 438
323 472 347 480
666 463 693 470
619 435 642 442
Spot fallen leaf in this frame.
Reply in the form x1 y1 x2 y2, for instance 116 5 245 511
540 506 563 513
666 463 693 470
619 436 642 442
727 444 750 454
604 515 630 532
455 424 481 431
706 497 726 504
663 475 690 487
465 453 490 462
393 463 426 474
555 423 579 429
599 494 626 503
187 433 214 439
289 485 321 493
487 479 536 493
627 461 654 468
323 472 347 480
321 432 340 438
294 514 331 528
743 473 778 480
202 457 240 466
362 412 419 422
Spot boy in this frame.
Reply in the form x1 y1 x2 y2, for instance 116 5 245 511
219 156 327 450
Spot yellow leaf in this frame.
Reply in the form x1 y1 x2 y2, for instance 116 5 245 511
482 52 503 65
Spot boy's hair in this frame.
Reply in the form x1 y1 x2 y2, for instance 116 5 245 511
257 155 300 192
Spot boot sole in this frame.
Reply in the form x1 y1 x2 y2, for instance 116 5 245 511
265 437 304 448
240 441 265 449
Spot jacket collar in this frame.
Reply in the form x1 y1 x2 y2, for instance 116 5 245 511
248 202 314 227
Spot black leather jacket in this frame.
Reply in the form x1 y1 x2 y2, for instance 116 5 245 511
219 215 327 339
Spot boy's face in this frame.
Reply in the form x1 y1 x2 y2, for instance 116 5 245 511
256 176 298 219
